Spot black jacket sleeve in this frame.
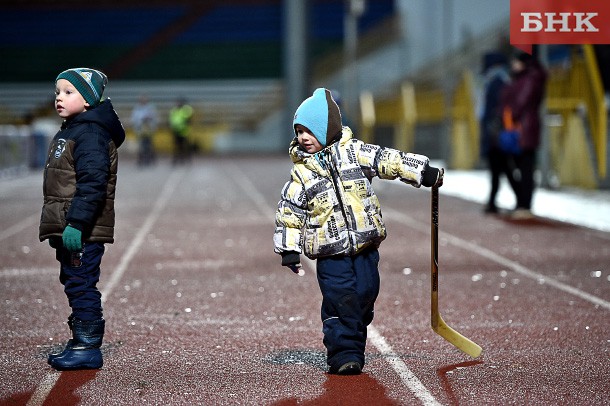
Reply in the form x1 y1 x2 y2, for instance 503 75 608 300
65 129 111 230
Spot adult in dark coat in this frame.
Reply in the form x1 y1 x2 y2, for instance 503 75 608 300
501 52 547 218
479 52 518 213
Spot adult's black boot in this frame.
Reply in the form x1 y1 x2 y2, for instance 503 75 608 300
47 315 75 364
49 318 104 370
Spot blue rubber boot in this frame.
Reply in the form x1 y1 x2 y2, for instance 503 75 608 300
48 316 75 364
49 318 104 370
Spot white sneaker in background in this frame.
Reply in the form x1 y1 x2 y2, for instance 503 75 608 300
511 208 534 220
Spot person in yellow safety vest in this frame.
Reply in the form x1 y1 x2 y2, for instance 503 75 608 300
169 97 193 164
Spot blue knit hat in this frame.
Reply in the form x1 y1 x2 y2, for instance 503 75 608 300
56 68 108 107
293 88 342 147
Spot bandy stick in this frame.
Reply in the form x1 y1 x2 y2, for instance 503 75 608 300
431 169 482 358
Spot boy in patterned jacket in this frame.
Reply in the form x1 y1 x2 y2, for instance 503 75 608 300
40 68 125 370
274 88 442 375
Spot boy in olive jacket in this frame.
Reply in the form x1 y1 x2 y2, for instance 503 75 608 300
274 88 442 375
40 68 125 370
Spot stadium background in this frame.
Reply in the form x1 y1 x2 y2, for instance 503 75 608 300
1 2 609 404
0 0 608 190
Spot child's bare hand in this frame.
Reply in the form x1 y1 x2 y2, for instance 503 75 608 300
287 263 305 276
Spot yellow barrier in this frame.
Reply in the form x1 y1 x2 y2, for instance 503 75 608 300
126 124 228 155
359 91 375 144
546 45 607 186
450 70 480 169
362 82 418 151
364 84 445 151
395 82 417 152
582 45 607 179
414 89 446 124
555 113 597 189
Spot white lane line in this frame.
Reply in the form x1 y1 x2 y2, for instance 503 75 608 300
368 327 442 406
228 163 441 405
383 207 610 311
0 268 55 277
0 213 39 242
224 163 273 216
26 168 185 406
101 168 184 303
25 372 61 406
302 257 441 406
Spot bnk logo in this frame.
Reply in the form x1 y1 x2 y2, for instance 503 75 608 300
510 0 610 54
521 12 598 32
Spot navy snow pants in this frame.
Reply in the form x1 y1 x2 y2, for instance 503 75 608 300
316 248 380 372
57 242 105 321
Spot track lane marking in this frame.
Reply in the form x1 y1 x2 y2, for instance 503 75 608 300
300 257 441 406
227 163 441 405
25 372 61 406
383 207 610 311
26 168 185 406
101 168 184 302
367 327 442 406
0 267 56 277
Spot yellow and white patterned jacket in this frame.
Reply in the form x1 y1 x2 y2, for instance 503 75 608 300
274 127 429 259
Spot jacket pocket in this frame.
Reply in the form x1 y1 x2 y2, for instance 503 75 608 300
304 227 319 258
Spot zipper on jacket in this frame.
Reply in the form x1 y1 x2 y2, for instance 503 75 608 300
322 148 355 255
42 137 56 197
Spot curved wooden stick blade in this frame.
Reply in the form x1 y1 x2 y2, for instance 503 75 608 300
433 315 483 358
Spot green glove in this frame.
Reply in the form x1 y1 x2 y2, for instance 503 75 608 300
62 225 82 251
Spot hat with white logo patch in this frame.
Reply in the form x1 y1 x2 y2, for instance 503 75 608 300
56 68 108 107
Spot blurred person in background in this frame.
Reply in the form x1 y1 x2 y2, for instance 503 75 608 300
479 51 518 214
169 97 193 165
40 68 125 370
130 94 158 166
26 99 59 169
500 51 547 219
593 45 610 107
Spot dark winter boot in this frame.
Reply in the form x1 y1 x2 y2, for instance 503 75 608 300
47 315 75 364
49 318 104 370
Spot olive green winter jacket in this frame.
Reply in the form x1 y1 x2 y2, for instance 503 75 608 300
274 127 429 259
39 100 125 243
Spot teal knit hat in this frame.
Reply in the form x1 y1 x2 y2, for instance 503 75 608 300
56 68 108 107
293 88 342 147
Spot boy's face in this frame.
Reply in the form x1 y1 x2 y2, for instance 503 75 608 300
55 79 89 119
296 124 323 153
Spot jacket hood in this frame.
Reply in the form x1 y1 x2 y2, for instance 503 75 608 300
482 52 507 73
293 88 342 147
63 98 126 147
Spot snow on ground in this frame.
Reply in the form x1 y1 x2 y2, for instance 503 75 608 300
441 169 610 233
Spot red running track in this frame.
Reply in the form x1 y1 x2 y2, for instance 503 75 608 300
0 156 608 405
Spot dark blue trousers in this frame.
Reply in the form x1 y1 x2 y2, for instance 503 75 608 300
316 248 380 372
57 242 105 321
